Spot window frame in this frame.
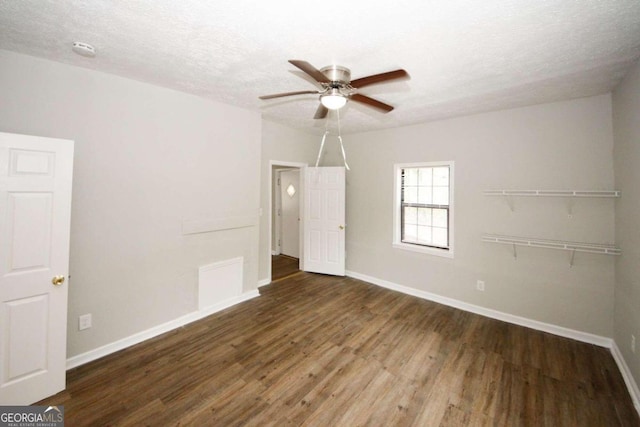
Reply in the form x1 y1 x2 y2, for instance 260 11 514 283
392 161 455 258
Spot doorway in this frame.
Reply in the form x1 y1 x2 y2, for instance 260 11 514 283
269 162 305 282
278 169 300 258
267 162 346 283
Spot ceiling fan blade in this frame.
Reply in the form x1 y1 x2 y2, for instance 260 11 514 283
259 90 319 100
350 93 394 112
289 60 331 84
350 69 409 89
314 104 329 119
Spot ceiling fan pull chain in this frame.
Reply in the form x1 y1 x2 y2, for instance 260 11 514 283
338 135 350 171
337 108 350 171
315 130 329 168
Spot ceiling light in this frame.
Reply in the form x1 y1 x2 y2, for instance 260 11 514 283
320 89 347 110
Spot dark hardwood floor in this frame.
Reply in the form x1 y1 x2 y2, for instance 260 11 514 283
272 254 300 281
40 273 639 426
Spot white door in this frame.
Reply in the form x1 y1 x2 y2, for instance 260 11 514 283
0 132 74 404
303 167 345 276
280 169 300 258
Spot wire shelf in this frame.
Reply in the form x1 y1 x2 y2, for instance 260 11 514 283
483 190 620 198
482 234 621 256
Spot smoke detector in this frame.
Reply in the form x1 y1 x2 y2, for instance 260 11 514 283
72 42 96 58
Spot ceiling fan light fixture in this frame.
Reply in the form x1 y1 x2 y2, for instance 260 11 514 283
320 89 347 110
259 60 406 118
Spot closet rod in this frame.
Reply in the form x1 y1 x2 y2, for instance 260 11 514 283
483 190 620 198
482 234 621 256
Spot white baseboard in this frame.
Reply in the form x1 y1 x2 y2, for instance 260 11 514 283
66 290 260 370
257 278 271 288
611 341 640 415
345 270 612 347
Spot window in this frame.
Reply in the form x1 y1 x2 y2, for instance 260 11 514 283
393 161 454 258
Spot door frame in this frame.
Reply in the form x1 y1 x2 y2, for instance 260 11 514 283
268 161 306 283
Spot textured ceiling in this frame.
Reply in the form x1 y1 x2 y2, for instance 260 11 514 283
1 1 640 134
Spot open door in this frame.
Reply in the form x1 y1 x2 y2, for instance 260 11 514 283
0 132 74 404
303 167 345 276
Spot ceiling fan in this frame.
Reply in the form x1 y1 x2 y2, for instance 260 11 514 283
259 60 409 119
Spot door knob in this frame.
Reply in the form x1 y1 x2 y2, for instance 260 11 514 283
51 275 65 286
339 225 345 230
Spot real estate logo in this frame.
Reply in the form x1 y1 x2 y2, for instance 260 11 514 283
0 405 64 427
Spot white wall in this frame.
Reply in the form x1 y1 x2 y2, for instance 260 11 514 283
0 50 261 357
0 47 626 365
258 120 319 283
613 59 640 390
332 95 616 337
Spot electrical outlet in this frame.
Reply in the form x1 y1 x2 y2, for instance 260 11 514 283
79 314 92 331
632 335 636 354
476 280 485 291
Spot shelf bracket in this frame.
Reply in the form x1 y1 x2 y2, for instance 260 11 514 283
567 198 575 219
512 243 517 260
569 249 576 268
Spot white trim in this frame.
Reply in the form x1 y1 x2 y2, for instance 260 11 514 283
199 256 244 271
345 270 612 347
66 290 259 370
611 341 640 415
182 214 258 235
392 242 454 258
257 278 271 287
393 161 455 259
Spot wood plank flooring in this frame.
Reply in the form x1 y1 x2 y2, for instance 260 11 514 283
272 254 299 281
39 273 640 426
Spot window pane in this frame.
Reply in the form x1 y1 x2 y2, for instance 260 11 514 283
433 187 449 205
396 162 452 254
432 227 448 247
403 223 418 242
404 187 418 203
433 167 449 186
404 206 417 224
418 168 432 186
417 207 431 226
405 168 419 186
417 226 432 245
418 186 433 204
433 208 448 227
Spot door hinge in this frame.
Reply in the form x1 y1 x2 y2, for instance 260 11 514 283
277 178 281 185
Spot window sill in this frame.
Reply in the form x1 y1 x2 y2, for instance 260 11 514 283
392 242 454 259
